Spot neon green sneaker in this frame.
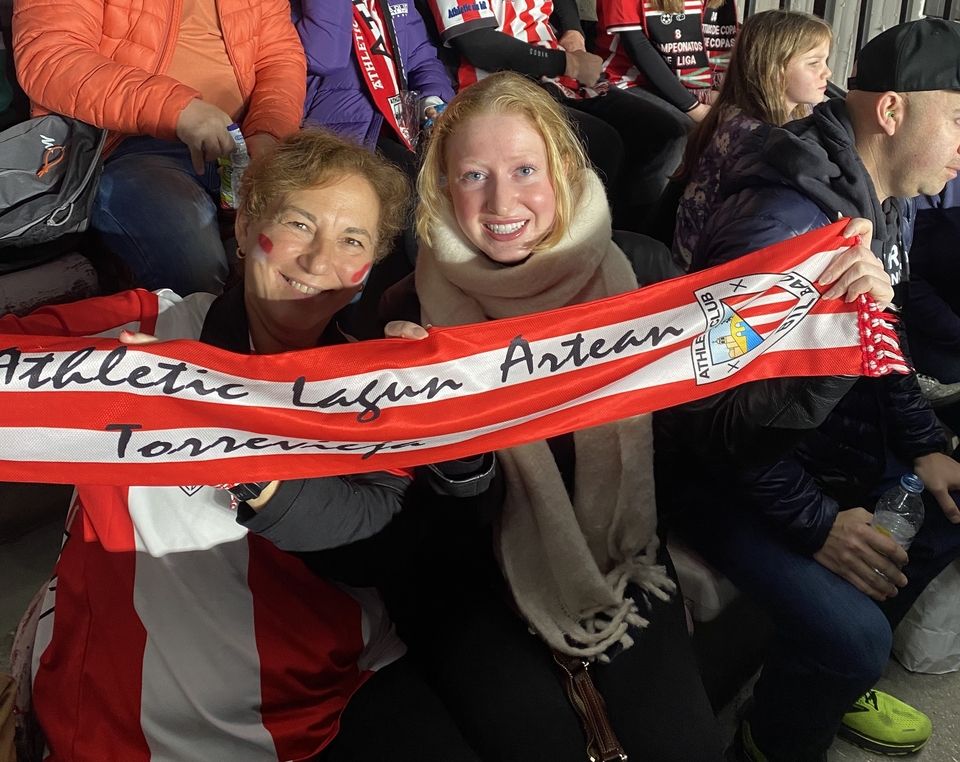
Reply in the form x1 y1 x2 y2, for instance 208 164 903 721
838 689 932 755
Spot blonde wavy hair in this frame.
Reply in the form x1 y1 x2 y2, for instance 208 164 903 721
680 10 832 179
416 71 590 252
239 129 409 261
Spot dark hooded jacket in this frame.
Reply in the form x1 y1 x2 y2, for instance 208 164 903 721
689 99 912 281
657 99 946 555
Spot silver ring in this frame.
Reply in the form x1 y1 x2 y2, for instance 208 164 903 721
873 567 889 580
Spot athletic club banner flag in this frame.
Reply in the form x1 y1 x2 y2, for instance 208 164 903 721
0 221 908 485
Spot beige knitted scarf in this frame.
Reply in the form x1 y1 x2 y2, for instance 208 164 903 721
416 169 675 660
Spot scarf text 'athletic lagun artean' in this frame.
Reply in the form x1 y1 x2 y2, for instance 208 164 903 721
0 221 906 485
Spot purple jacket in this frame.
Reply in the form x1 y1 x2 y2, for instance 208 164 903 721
293 0 455 149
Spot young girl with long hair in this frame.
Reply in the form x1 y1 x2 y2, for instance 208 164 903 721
673 9 832 267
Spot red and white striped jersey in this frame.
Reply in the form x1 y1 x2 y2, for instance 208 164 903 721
427 0 584 96
596 0 713 94
18 291 404 761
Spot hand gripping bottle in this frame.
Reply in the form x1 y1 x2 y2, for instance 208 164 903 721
871 473 925 550
218 123 249 210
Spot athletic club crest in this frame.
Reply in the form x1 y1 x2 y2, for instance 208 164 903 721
691 272 820 383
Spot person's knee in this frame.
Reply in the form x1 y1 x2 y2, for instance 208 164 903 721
566 109 625 191
623 90 692 142
94 162 226 293
817 602 892 683
659 110 692 143
95 165 219 233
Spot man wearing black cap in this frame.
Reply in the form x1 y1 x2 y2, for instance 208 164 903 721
656 17 960 762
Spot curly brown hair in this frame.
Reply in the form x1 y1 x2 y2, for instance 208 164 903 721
238 129 409 261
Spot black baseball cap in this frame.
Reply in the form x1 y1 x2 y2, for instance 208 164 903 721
847 18 960 93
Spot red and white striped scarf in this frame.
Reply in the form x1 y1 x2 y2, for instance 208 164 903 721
0 220 906 486
352 0 416 149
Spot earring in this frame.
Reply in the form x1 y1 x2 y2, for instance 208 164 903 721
236 248 246 260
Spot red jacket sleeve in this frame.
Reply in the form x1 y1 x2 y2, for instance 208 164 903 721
0 290 158 338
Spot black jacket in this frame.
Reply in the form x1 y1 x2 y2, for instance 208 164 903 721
690 99 913 282
904 177 960 364
657 99 946 555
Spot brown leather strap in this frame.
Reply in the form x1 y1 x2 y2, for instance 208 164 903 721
552 652 628 762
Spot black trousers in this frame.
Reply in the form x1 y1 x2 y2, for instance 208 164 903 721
411 583 722 761
567 87 692 232
323 483 722 761
559 100 625 196
320 657 483 762
324 586 722 762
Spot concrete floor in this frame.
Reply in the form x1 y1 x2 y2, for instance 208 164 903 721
4 516 960 759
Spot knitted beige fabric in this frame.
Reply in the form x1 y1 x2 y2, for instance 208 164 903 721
416 169 675 659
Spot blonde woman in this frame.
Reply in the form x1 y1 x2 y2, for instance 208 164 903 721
399 71 724 761
424 0 713 231
674 10 833 267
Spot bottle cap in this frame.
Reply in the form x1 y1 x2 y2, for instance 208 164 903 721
900 473 925 494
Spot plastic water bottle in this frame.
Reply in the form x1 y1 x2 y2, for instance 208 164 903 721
218 123 249 210
871 473 925 550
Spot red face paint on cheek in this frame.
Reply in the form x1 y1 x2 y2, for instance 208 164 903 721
351 262 371 284
257 233 274 254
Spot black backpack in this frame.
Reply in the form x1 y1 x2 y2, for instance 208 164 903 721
0 115 106 249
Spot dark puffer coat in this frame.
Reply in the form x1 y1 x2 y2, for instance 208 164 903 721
657 99 945 555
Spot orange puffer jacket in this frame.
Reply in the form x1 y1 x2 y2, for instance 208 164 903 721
13 0 306 153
